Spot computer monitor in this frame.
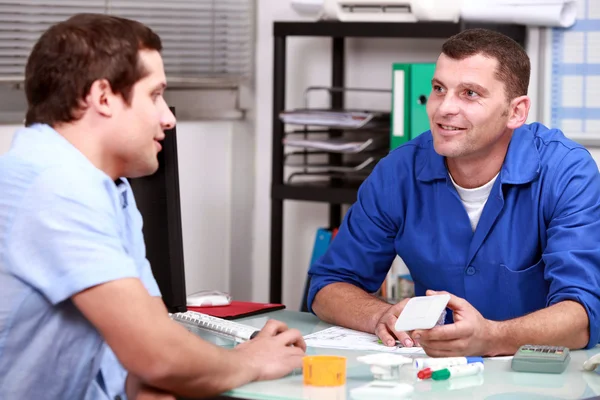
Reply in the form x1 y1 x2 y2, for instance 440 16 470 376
129 109 187 313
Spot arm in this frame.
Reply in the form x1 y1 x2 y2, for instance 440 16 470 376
8 169 304 398
308 157 402 330
312 282 389 333
414 291 588 357
489 300 588 355
313 283 416 348
73 278 305 398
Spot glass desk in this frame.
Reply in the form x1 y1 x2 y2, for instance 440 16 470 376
195 310 600 400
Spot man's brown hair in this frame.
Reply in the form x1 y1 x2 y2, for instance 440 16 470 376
441 28 530 101
24 13 162 127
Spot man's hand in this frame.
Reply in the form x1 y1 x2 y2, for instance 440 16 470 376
374 297 418 348
413 290 493 356
234 319 306 381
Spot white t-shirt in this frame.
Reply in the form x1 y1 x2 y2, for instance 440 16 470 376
449 172 499 232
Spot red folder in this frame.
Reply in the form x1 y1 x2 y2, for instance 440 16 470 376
187 301 286 320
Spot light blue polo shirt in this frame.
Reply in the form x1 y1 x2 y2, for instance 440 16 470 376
0 124 161 399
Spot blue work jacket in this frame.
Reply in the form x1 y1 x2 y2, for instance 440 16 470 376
308 123 600 348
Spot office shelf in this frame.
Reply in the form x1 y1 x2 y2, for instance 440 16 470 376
272 182 360 204
269 20 527 305
274 21 526 42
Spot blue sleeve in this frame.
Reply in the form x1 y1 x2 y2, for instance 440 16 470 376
307 158 400 313
543 148 600 349
6 167 140 305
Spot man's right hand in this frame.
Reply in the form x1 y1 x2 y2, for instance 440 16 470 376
374 297 416 347
234 319 306 381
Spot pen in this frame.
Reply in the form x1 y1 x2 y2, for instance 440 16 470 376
431 362 484 381
413 356 483 370
377 339 402 346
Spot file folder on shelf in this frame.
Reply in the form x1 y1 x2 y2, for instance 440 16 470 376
279 109 389 130
285 157 376 172
283 136 384 154
390 63 435 150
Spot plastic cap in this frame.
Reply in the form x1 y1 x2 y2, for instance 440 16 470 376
417 368 432 379
431 368 451 381
466 356 484 364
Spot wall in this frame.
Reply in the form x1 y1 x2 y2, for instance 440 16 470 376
0 121 255 300
251 0 600 311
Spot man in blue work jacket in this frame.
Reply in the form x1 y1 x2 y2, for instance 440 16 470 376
307 28 600 357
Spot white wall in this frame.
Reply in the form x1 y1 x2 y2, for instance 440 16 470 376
0 121 255 300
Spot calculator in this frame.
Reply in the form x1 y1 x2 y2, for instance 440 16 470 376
511 345 571 374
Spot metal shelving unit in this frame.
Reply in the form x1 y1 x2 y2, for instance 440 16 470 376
269 20 527 304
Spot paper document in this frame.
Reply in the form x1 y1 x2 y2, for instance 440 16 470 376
304 326 426 355
279 109 389 129
286 157 376 172
283 137 380 153
461 0 576 27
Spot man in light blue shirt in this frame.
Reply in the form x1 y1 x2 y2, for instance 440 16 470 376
0 13 306 400
309 29 600 357
0 124 160 399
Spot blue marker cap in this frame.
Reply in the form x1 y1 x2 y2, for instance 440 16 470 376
466 357 484 364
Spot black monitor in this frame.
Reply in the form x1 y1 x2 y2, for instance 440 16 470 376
129 108 187 313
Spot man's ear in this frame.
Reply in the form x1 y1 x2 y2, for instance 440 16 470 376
506 95 531 130
85 79 117 118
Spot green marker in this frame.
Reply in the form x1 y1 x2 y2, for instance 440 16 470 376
377 339 401 346
431 362 484 380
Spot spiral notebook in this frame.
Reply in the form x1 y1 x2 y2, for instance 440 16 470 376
170 310 260 342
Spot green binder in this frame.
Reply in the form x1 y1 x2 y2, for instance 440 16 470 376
390 63 436 150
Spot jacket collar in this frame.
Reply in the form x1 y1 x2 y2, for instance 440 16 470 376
416 125 541 185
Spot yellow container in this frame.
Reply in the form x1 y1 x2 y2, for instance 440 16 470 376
302 355 347 386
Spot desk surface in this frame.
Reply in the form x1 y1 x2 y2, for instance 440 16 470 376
200 310 600 400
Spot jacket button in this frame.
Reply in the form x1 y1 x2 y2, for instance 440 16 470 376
466 266 476 276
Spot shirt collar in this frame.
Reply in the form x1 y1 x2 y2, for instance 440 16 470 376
416 124 541 185
11 123 93 168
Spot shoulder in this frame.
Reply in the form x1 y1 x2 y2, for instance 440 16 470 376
527 122 593 165
21 164 122 221
374 132 432 176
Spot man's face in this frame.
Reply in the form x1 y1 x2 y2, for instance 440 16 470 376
109 49 176 178
426 53 512 161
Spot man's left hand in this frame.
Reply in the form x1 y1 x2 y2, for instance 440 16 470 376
412 290 494 357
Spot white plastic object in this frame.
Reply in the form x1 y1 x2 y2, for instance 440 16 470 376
186 290 232 307
291 0 324 16
395 294 450 332
410 0 461 22
356 353 413 380
583 353 600 371
320 0 417 23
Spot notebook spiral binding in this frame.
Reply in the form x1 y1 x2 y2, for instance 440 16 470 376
169 311 259 342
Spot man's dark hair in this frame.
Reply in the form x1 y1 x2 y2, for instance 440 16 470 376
442 28 530 101
24 13 162 126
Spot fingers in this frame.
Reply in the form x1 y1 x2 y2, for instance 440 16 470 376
257 319 290 337
275 328 307 351
374 298 415 347
420 337 474 357
414 322 472 342
375 315 414 347
254 320 307 351
426 289 469 312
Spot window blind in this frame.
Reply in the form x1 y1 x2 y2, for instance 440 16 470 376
0 0 253 87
